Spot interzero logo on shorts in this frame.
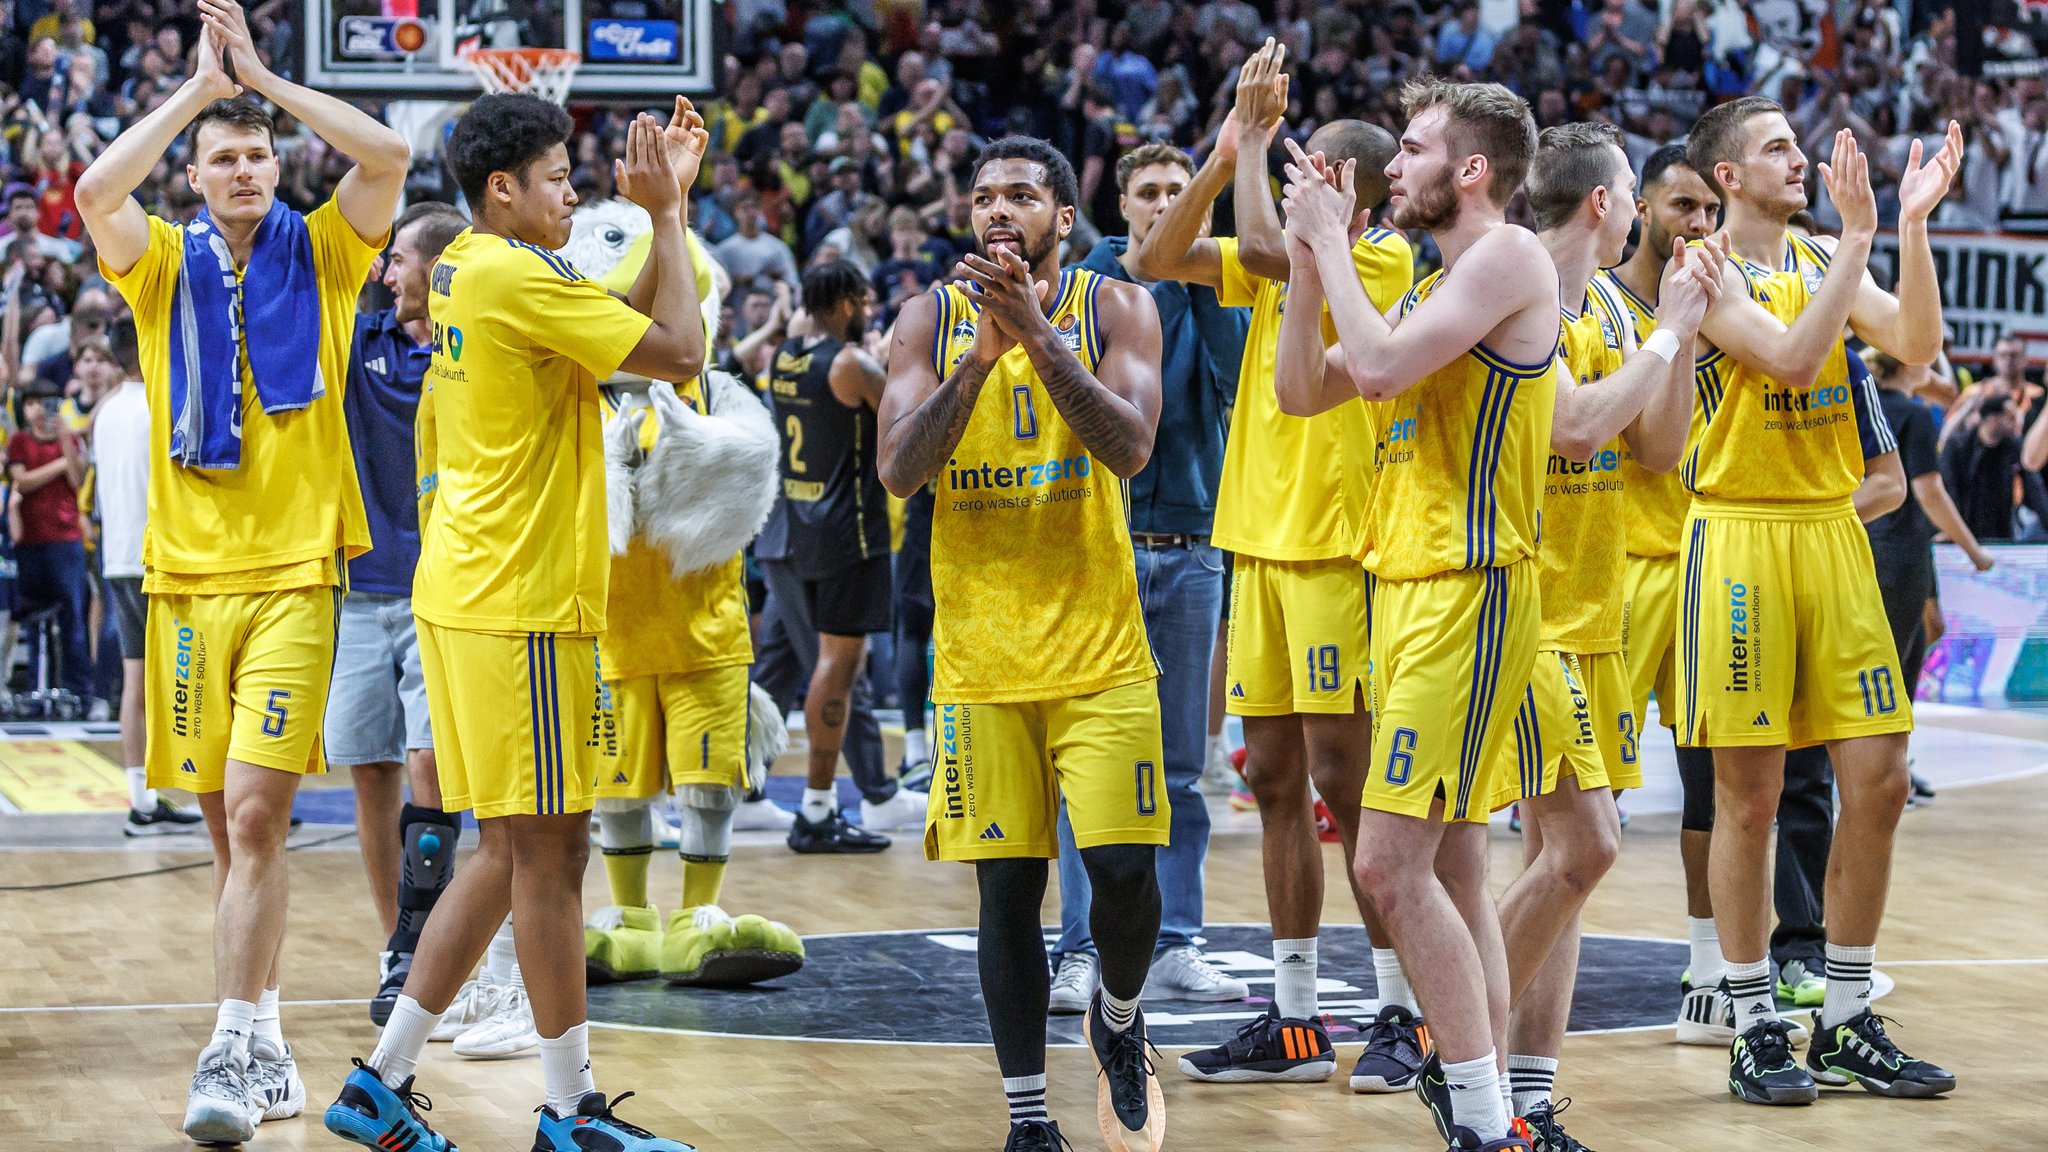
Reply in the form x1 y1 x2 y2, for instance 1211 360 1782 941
171 621 204 738
1724 579 1753 693
941 704 965 820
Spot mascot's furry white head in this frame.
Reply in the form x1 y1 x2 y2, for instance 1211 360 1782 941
563 198 724 346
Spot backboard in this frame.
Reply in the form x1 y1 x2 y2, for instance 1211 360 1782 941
303 0 716 101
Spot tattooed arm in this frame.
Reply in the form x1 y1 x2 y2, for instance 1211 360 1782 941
879 291 993 497
1016 277 1162 477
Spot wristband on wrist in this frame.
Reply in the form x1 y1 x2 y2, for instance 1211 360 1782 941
1642 328 1680 364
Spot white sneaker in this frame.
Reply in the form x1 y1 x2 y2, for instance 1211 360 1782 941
246 1035 305 1121
1144 944 1250 1001
430 979 498 1042
183 1041 259 1144
1198 739 1238 796
454 984 539 1058
732 796 797 831
1676 980 1810 1046
87 697 111 721
859 787 930 832
1048 952 1099 1016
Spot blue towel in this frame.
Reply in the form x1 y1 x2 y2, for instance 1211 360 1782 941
169 200 324 469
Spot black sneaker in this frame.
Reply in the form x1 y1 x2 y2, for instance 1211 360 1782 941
1523 1100 1592 1152
1351 1003 1428 1092
1084 991 1162 1152
786 808 890 854
1447 1119 1536 1151
898 758 935 795
371 950 411 1025
1908 772 1935 804
124 798 204 837
1728 1018 1819 1105
1805 1010 1956 1098
1175 1008 1335 1083
1417 1050 1455 1143
1003 1119 1073 1152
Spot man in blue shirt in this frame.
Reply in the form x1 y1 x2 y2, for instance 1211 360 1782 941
1049 142 1250 1010
329 201 471 1025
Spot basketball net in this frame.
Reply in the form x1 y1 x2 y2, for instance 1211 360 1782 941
458 47 581 105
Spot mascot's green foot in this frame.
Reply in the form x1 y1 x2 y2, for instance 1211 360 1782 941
584 904 664 983
661 905 806 987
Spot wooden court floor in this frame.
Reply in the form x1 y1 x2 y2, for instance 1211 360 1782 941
3 761 2041 1151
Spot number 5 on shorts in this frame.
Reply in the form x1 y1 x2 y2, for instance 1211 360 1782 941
1385 727 1417 785
262 689 291 738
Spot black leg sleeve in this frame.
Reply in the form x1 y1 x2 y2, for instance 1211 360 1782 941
1079 843 1161 1001
976 858 1052 1078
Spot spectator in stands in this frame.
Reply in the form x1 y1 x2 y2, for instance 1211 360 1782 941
2 182 79 261
29 287 104 387
8 373 91 705
715 189 800 295
1435 4 1499 73
1940 392 2025 542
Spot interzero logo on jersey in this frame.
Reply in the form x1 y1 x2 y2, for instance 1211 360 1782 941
1760 383 1851 416
941 705 965 820
170 622 204 738
1725 580 1753 692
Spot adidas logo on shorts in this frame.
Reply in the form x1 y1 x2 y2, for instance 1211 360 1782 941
1752 711 1770 727
979 823 1005 841
180 759 197 774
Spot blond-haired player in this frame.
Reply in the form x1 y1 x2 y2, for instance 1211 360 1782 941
76 1 408 1138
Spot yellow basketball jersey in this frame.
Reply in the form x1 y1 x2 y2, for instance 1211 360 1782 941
1539 279 1632 652
1682 231 1856 507
1363 270 1559 582
926 270 1155 703
1210 231 1413 562
597 381 752 682
1601 271 1692 558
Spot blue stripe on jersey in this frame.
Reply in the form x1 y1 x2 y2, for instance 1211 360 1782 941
1084 272 1104 366
507 238 578 281
527 634 548 814
543 636 562 814
1515 685 1540 799
932 288 954 378
1681 517 1708 741
1682 357 1727 493
1463 364 1521 568
1455 566 1509 819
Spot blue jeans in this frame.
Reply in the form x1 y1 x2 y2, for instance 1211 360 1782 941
17 539 92 701
1054 540 1223 959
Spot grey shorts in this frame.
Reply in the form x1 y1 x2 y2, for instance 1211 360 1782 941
323 590 433 765
104 576 146 661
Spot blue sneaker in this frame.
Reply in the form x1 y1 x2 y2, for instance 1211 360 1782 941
324 1058 456 1151
535 1091 695 1151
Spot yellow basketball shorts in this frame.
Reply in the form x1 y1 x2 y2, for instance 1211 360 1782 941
145 586 336 790
1676 498 1912 748
923 676 1169 861
418 622 600 818
1490 649 1639 810
1621 551 1681 731
1364 562 1538 823
595 663 752 800
1225 555 1372 716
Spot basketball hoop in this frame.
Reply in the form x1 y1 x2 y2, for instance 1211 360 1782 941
458 47 582 105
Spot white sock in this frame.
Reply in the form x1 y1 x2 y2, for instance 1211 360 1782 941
485 917 517 985
254 987 283 1047
211 998 257 1057
801 786 836 823
369 995 442 1089
125 766 155 811
537 1022 596 1115
902 726 930 767
1725 957 1775 1032
1443 1051 1507 1142
1821 943 1876 1028
1687 917 1725 986
1498 1074 1514 1124
1003 1073 1048 1125
1372 947 1415 1013
1099 988 1139 1033
1508 1054 1557 1117
1206 733 1226 765
1272 937 1319 1020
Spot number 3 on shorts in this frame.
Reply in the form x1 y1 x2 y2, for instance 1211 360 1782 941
1385 727 1417 785
262 689 291 738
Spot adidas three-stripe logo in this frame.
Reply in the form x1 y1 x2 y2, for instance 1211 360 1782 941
1752 711 1770 727
1277 1025 1324 1061
979 823 1005 841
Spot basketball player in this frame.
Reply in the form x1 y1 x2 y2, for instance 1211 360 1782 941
76 2 408 1138
758 259 922 853
584 236 804 988
1489 123 1716 1148
1133 38 1424 1088
323 97 706 1152
878 137 1167 1152
1683 100 1961 1104
1271 80 1560 1151
335 201 469 1025
1606 150 1844 1040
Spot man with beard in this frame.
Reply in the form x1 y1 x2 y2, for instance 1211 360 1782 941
1272 79 1561 1152
878 137 1167 1152
1680 99 1961 1106
324 97 706 1152
1134 37 1424 1091
1489 122 1715 1150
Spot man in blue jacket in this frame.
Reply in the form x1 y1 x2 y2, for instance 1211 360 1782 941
1049 142 1251 1012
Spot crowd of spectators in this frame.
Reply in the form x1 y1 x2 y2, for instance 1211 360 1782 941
3 0 2048 714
